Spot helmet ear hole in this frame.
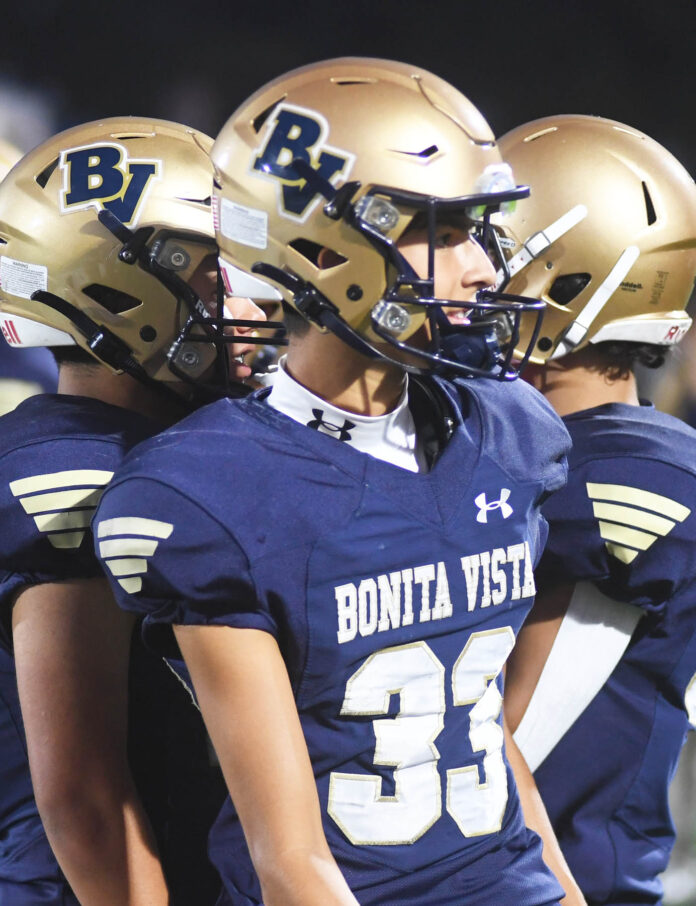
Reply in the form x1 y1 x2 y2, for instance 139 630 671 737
82 283 142 314
289 238 347 270
548 272 591 306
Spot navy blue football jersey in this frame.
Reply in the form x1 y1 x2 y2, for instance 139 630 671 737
535 402 696 905
0 393 224 904
95 376 569 906
0 393 162 644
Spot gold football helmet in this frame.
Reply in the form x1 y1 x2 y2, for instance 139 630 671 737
497 115 696 364
211 57 542 379
0 116 257 398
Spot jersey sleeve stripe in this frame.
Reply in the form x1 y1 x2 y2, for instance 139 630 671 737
591 502 676 536
9 469 114 495
104 557 148 577
33 510 94 531
586 482 691 521
597 520 657 551
16 487 104 514
605 543 639 564
97 517 174 539
98 538 158 558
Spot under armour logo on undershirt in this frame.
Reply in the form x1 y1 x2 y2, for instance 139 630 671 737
306 408 356 442
474 489 513 523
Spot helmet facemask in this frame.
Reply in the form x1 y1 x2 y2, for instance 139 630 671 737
95 210 286 400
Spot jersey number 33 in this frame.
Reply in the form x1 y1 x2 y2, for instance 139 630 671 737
328 627 514 845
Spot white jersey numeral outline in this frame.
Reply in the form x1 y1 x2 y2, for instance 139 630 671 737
328 627 514 845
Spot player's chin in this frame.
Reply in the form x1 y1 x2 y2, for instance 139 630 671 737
229 360 253 382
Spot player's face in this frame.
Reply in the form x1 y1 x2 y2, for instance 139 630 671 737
396 221 497 326
188 253 267 382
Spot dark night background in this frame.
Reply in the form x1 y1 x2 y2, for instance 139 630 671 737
0 0 694 174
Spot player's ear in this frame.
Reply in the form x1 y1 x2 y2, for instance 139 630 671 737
317 247 346 270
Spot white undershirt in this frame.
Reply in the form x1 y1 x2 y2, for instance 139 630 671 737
266 357 427 473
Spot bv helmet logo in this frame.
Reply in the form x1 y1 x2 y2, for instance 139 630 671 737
59 142 161 226
253 103 354 222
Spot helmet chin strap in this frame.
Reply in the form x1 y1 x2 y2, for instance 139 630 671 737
30 289 196 413
551 245 641 358
496 204 588 287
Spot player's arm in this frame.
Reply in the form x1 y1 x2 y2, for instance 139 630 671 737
12 578 169 906
504 581 572 735
504 713 587 906
174 623 360 906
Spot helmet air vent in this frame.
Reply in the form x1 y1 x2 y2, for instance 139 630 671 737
35 157 59 189
83 283 142 314
289 238 347 269
548 273 592 306
642 181 657 226
394 145 439 159
253 97 287 134
332 79 377 86
176 195 212 206
523 126 558 144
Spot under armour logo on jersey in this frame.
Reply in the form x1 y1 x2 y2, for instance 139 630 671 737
253 103 353 221
10 469 114 549
97 516 174 593
306 408 355 442
586 481 691 564
474 489 513 523
60 142 161 226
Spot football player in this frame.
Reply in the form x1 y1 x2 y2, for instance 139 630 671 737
499 115 696 905
94 59 581 905
0 117 274 905
0 138 78 906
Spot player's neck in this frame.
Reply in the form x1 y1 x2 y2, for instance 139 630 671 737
57 365 187 424
524 358 640 417
284 330 406 416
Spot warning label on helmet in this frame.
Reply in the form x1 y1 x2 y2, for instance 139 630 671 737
220 198 268 250
0 256 48 300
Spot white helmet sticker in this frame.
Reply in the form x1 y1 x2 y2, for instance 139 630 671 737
1 255 47 301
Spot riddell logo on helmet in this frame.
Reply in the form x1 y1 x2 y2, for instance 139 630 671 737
1 319 20 345
619 281 643 293
59 142 161 226
252 103 354 222
663 324 687 343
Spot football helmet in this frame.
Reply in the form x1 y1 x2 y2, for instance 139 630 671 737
497 115 696 364
0 117 281 398
211 57 543 379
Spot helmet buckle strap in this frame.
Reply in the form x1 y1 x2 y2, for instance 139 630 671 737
497 204 588 285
